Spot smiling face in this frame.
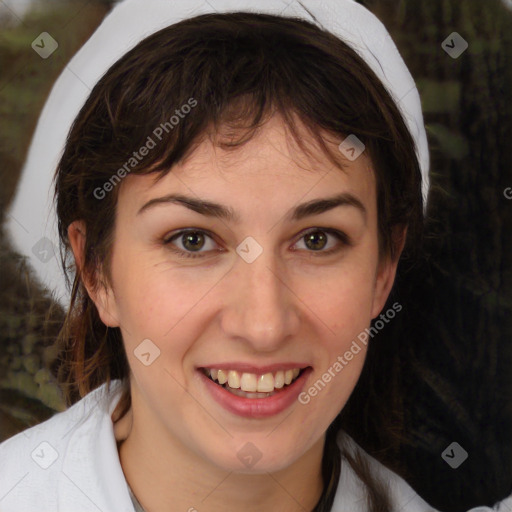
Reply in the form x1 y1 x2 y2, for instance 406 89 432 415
70 114 401 475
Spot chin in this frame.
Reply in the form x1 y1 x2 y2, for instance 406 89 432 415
202 437 305 474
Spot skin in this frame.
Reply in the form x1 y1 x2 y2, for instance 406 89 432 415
68 114 404 512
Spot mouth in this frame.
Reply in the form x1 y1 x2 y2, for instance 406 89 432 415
197 365 312 418
201 367 306 398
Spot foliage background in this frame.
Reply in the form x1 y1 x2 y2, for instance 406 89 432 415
0 1 510 511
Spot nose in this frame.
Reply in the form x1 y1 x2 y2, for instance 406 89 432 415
219 243 301 353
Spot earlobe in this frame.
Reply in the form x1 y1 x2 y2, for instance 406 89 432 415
370 225 407 319
67 220 86 275
67 220 120 328
370 256 399 319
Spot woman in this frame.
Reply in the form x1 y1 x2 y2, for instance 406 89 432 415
0 1 510 511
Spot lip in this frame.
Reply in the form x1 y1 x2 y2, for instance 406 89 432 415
197 366 313 419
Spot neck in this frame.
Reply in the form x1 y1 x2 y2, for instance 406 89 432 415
114 393 325 512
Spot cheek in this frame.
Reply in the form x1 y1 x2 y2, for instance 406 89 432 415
298 346 366 445
297 260 377 334
110 246 185 323
111 256 220 366
294 260 375 423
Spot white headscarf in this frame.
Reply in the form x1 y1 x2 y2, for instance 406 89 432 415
3 0 429 309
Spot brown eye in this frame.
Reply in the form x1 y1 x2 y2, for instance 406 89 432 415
181 231 205 252
304 231 328 251
163 229 220 259
293 228 351 256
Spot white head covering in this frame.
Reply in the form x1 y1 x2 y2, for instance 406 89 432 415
3 0 429 309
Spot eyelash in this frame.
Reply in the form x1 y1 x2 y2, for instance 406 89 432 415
162 228 351 260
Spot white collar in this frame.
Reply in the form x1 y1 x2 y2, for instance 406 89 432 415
57 379 135 511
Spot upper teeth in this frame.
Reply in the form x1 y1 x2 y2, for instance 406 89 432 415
204 368 301 392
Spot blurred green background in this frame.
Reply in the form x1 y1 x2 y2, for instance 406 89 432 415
0 1 511 511
0 0 112 430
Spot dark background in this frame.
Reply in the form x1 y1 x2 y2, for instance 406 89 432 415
0 1 511 511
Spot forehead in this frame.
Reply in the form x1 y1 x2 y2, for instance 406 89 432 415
117 114 376 220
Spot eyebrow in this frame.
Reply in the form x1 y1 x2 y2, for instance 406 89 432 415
136 192 367 223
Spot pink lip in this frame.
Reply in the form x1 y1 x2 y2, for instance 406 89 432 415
197 362 310 374
197 367 312 419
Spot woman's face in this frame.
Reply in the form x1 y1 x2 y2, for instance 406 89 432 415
80 114 400 473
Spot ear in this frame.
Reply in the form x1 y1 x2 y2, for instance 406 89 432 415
370 225 407 319
67 220 120 328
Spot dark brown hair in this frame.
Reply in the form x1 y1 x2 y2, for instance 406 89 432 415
52 11 424 512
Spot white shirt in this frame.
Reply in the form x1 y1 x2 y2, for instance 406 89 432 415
0 380 509 512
